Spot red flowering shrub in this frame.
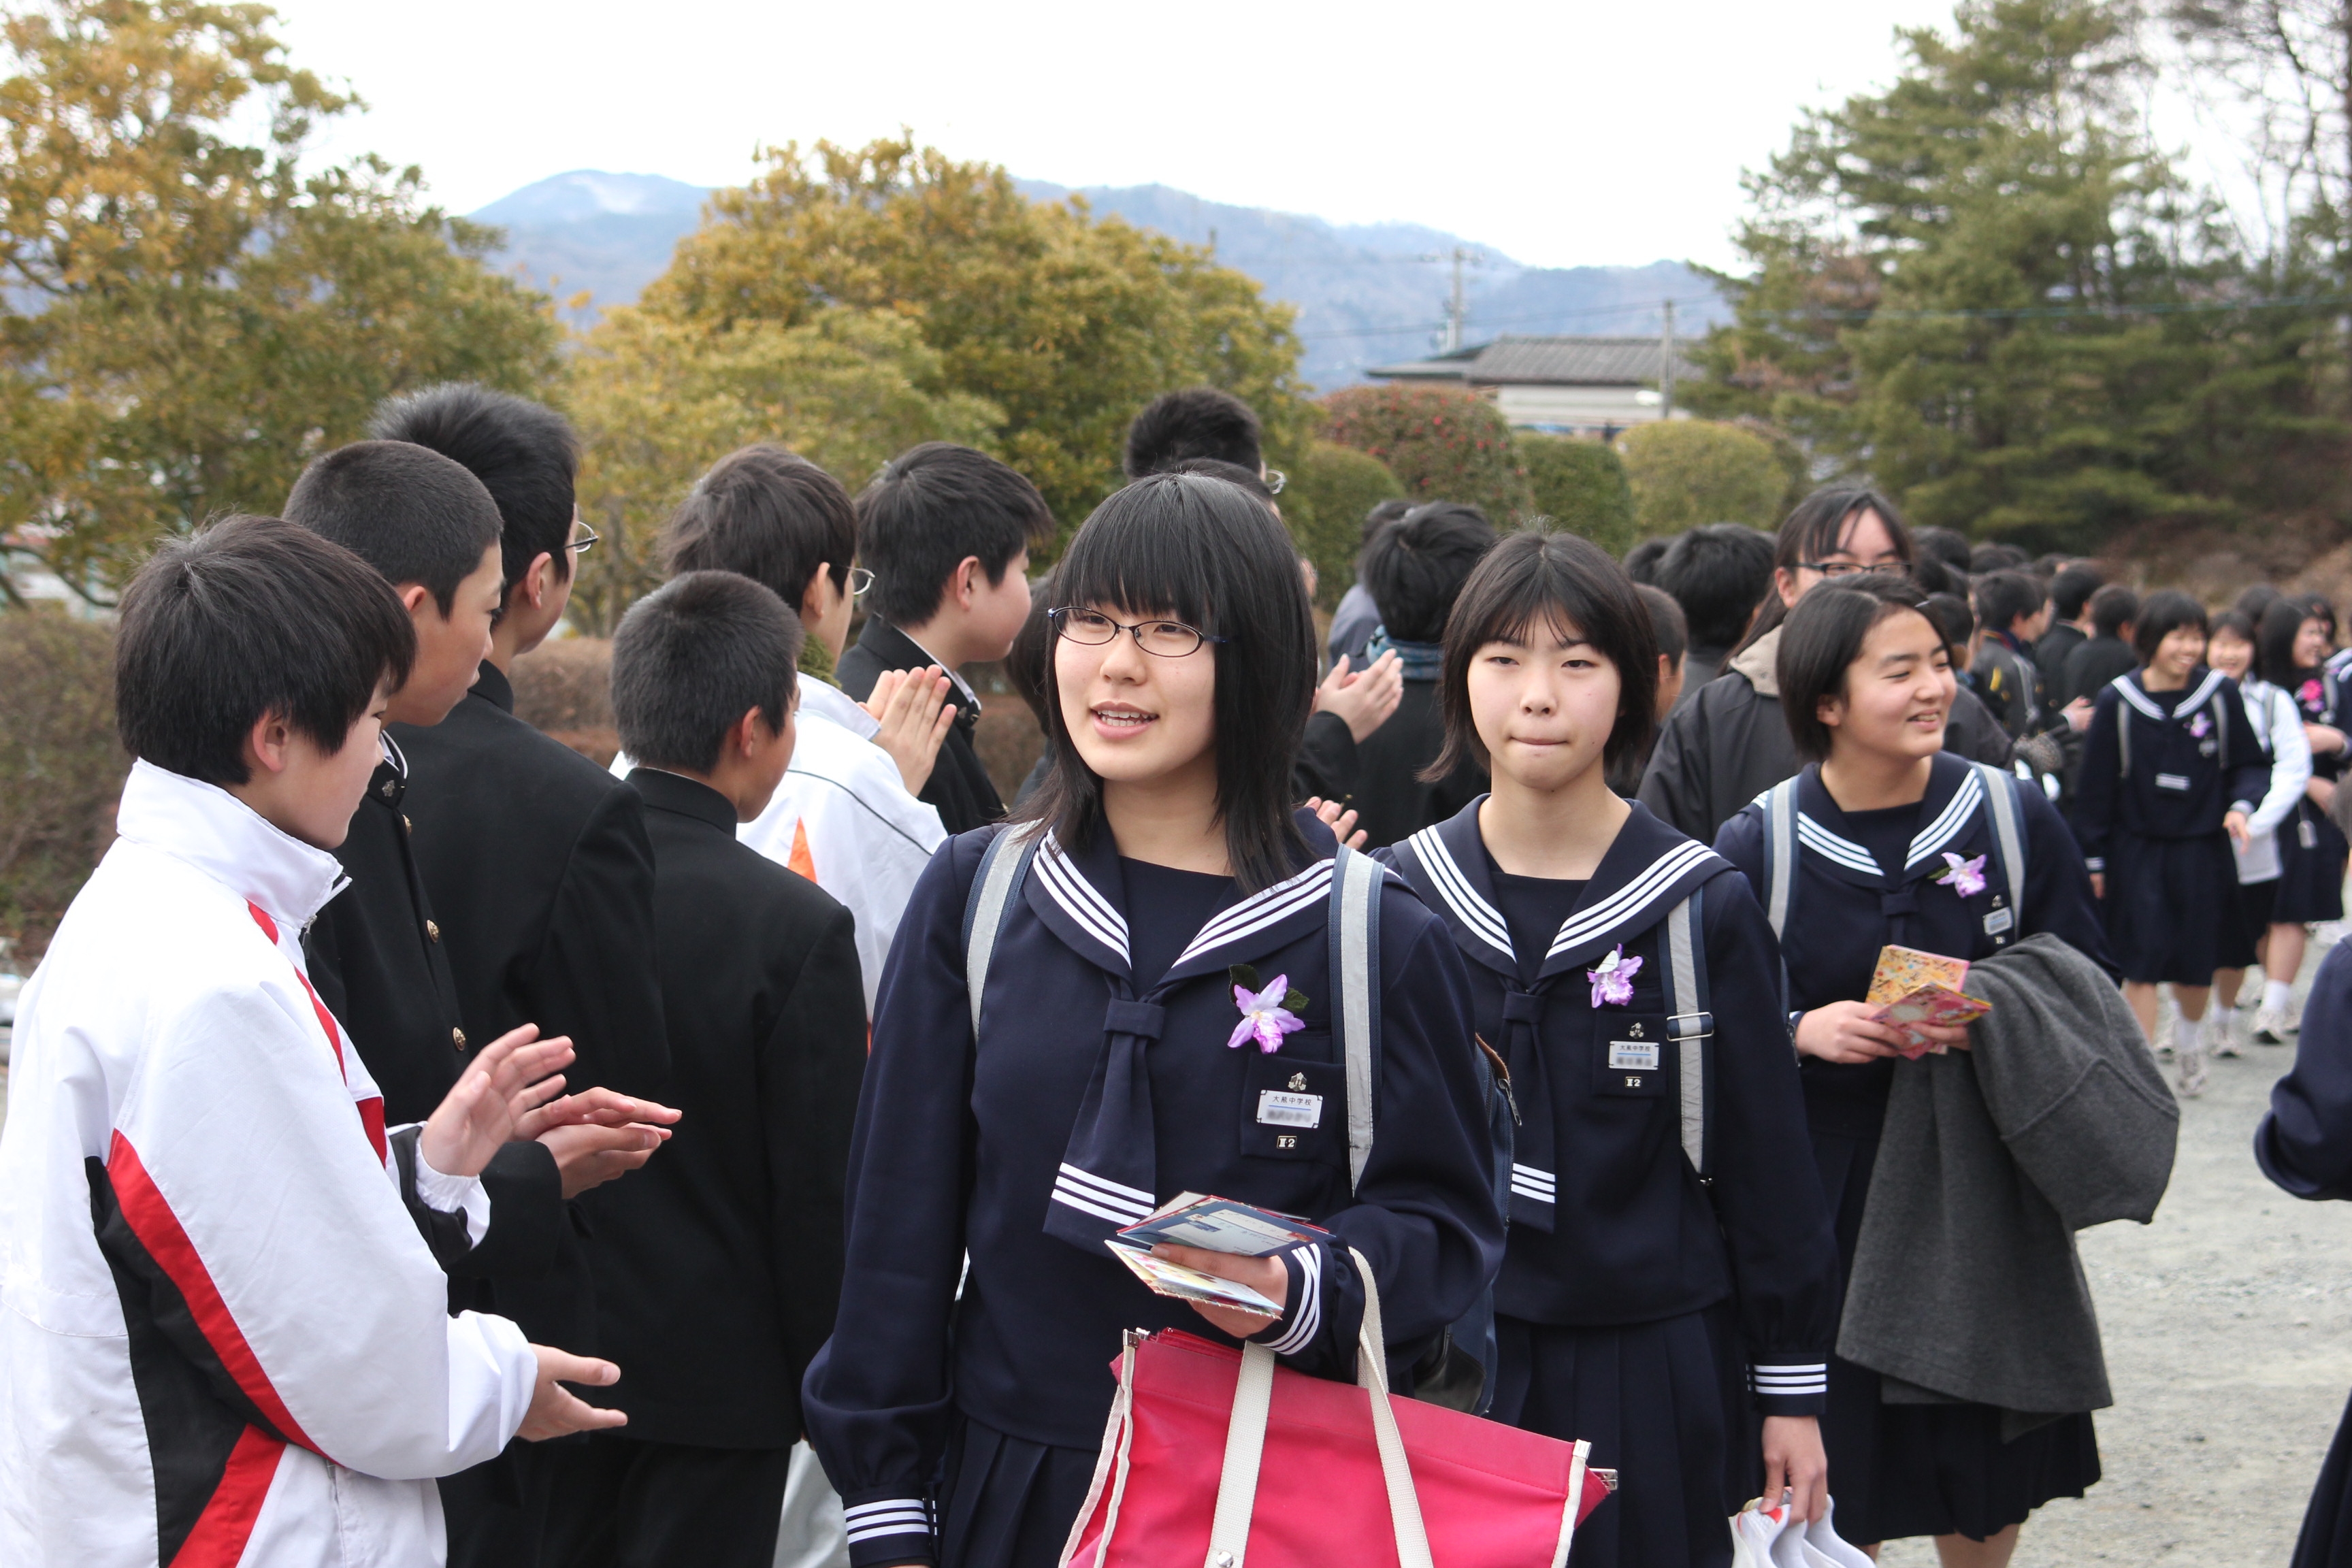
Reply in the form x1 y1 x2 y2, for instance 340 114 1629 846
1320 385 1531 522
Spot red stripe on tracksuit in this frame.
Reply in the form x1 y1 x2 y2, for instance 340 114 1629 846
104 1132 328 1462
245 903 387 1163
169 1424 286 1567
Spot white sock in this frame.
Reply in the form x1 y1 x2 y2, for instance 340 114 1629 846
2213 1004 2237 1031
2177 1015 2204 1051
2265 979 2296 1013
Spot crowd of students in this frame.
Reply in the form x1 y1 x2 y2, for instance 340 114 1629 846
5 376 2352 1568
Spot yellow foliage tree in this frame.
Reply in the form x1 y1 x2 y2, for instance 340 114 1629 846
564 306 1002 635
634 136 1310 541
0 1 559 600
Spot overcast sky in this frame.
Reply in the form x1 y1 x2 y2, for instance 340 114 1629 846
267 0 1982 271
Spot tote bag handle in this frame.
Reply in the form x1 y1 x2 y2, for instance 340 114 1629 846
1203 1246 1435 1568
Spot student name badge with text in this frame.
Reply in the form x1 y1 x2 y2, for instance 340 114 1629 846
1608 1039 1661 1071
1256 1086 1323 1129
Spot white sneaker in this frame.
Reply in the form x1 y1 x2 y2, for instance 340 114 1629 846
1795 1499 1874 1567
2254 1006 2296 1045
2213 1013 2244 1058
1731 1501 1789 1568
2177 1044 2210 1098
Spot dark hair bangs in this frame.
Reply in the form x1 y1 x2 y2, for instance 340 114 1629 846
1021 473 1318 894
2134 590 2208 666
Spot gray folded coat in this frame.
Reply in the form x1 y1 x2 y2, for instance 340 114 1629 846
1835 933 2177 1419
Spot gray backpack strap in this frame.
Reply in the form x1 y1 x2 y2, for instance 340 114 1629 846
1330 845 1382 1193
962 821 1041 1040
2114 681 2132 780
1975 762 2027 919
1763 779 1799 940
1656 888 1713 1177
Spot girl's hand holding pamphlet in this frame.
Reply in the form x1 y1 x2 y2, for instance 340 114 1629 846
1107 1193 1333 1333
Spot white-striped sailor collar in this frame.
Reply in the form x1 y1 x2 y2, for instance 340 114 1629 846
1789 754 1991 890
2112 666 2224 723
1400 798 1727 981
1019 811 1348 987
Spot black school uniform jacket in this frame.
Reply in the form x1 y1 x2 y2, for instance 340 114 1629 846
304 738 566 1291
2073 667 2268 872
1715 753 2115 1143
802 813 1503 1568
837 617 1004 835
583 770 867 1449
2257 941 2352 1198
1382 801 1840 1416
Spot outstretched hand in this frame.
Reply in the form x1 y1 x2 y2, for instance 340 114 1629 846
419 1027 574 1179
864 666 956 796
525 1087 681 1198
1303 795 1367 851
1315 651 1405 743
517 1345 627 1441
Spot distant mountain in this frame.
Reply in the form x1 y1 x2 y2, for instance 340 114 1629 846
468 172 1726 390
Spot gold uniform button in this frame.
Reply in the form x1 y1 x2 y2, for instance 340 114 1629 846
425 919 440 942
452 1027 468 1051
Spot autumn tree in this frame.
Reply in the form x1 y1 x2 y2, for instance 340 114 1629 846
1319 385 1531 521
633 137 1310 542
0 1 559 602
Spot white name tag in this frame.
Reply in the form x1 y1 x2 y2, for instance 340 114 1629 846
1256 1090 1323 1129
2155 772 2191 791
1609 1041 1661 1071
1984 907 2014 935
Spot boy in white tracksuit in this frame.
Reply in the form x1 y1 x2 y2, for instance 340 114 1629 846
0 517 624 1567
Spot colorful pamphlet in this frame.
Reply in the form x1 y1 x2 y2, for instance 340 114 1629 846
1864 945 1992 1058
1105 1243 1284 1318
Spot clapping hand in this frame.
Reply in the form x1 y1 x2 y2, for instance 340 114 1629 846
864 666 956 796
418 1026 575 1178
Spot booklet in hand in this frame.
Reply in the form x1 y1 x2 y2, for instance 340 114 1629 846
1104 1243 1284 1319
1115 1192 1334 1258
1865 945 1992 1058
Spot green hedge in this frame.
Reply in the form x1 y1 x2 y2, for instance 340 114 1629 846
1617 419 1788 537
1517 434 1636 555
1285 440 1403 608
1322 385 1531 523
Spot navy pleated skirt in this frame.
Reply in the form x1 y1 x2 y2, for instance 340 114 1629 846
2102 830 2236 985
2294 1386 2352 1567
936 1414 1098 1568
2276 802 2349 924
1490 1306 1746 1568
1811 1132 2100 1545
2224 877 2279 970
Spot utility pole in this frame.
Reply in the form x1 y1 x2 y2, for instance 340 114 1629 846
1659 298 1678 421
1443 246 1469 353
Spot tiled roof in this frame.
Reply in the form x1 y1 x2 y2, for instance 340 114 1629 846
1368 335 1701 387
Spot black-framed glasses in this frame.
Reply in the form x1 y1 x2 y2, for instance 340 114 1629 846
568 522 599 557
1798 557 1903 578
849 566 876 598
1050 606 1228 658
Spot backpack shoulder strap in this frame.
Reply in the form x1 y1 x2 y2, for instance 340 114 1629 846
1974 761 2029 921
962 821 1042 1040
1654 884 1714 1177
1329 845 1384 1194
1763 779 1800 940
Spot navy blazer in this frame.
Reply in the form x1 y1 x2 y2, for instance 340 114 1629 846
2074 666 2267 866
1716 753 2114 1141
1383 800 1840 1415
801 812 1502 1568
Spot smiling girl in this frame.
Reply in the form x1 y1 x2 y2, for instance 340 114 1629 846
800 472 1503 1568
1715 574 2116 1565
1380 531 1840 1568
2251 595 2350 1043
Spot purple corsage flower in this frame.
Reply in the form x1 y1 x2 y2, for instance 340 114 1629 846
2304 678 2325 708
1587 945 1642 1008
1938 851 1988 898
2189 711 2211 740
1228 973 1307 1054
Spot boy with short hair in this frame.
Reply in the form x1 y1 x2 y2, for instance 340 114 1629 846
839 442 1056 833
1122 385 1262 478
1972 568 2054 738
0 516 625 1568
544 571 867 1567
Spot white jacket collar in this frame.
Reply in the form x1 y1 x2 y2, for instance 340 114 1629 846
114 759 350 932
797 678 882 742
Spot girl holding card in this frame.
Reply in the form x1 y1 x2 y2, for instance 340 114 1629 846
1380 531 1841 1568
1714 574 2114 1566
800 472 1503 1568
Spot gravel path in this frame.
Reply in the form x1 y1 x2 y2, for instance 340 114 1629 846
1882 937 2352 1567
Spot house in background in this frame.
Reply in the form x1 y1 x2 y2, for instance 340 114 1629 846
1366 335 1701 437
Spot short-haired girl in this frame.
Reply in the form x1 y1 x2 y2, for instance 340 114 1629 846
1716 574 2116 1561
2251 595 2349 1042
802 473 1503 1568
1382 530 1841 1568
2205 610 2310 1051
2076 589 2266 1088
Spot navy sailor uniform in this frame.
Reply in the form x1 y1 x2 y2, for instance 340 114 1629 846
800 811 1503 1568
2074 667 2268 984
1716 752 2116 1545
2276 664 2349 924
1383 800 1840 1568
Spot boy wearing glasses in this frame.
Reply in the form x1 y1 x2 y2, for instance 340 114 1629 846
370 383 671 1568
840 443 1058 834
